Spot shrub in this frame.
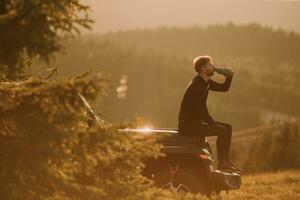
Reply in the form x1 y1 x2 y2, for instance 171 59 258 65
244 120 300 172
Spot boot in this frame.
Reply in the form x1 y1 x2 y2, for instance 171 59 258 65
217 161 236 172
227 161 245 171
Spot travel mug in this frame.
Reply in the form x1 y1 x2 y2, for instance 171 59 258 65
214 67 234 78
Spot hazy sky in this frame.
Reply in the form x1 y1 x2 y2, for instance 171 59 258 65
86 0 300 33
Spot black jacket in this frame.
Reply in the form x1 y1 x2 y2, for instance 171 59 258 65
178 74 232 125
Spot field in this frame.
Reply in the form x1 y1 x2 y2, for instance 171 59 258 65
223 170 300 200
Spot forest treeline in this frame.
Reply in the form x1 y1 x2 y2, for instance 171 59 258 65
31 23 300 130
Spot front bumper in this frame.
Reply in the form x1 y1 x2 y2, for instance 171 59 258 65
211 170 241 190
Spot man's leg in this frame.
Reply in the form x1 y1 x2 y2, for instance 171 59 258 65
199 123 230 167
215 121 244 171
214 121 232 162
179 121 238 170
181 122 229 165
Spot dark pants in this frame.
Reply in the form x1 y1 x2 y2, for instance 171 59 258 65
178 120 232 164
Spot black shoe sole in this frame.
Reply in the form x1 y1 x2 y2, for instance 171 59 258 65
232 167 245 171
218 169 236 172
218 168 245 173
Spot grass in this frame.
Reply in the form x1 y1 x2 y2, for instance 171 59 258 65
222 170 300 200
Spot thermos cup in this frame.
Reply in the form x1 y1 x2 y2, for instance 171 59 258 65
214 67 234 78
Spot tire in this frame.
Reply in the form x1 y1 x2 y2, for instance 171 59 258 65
153 166 211 196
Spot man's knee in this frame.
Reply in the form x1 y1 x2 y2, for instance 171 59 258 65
225 124 232 133
217 121 232 133
223 124 232 137
216 124 232 137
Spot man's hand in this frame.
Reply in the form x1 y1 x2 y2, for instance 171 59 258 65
215 68 234 78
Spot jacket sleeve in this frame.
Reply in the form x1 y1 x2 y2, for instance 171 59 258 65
208 76 232 92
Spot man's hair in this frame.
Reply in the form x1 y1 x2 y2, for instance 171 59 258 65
193 55 212 73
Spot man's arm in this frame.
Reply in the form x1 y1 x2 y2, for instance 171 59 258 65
208 76 233 92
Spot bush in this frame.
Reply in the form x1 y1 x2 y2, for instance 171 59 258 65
244 120 300 172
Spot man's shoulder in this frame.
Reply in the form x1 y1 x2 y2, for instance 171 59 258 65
183 80 205 96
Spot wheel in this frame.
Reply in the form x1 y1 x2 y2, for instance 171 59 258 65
173 169 211 195
153 165 212 196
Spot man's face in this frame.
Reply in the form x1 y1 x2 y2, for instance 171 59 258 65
202 60 215 77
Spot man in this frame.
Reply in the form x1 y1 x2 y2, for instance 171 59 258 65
178 55 243 171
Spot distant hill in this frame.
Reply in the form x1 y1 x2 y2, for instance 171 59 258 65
99 23 300 66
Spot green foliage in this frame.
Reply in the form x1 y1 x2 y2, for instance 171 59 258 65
244 121 300 172
0 74 207 200
0 0 93 78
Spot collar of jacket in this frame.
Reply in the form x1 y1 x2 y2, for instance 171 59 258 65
196 74 210 90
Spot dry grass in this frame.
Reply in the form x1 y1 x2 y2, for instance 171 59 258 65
223 170 300 200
